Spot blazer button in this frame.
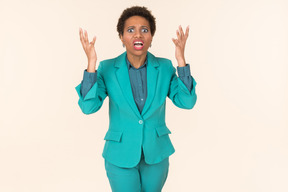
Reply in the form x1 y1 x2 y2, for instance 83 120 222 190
139 120 143 124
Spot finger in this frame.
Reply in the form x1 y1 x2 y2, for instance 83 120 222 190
176 30 181 41
172 38 179 46
79 27 84 41
79 28 86 49
184 26 189 40
91 36 96 45
172 38 176 46
179 25 184 38
84 30 89 45
79 27 82 39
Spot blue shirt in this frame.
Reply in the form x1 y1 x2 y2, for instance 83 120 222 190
126 56 147 113
80 55 193 114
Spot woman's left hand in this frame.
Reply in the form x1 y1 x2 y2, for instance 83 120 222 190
172 25 189 67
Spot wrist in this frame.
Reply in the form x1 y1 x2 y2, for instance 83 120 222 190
87 60 96 73
87 65 96 73
177 59 186 67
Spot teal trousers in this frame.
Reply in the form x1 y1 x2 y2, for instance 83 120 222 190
104 148 169 192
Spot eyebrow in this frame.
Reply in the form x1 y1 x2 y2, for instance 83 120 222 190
127 25 149 28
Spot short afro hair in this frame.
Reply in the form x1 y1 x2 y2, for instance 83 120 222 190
117 6 156 38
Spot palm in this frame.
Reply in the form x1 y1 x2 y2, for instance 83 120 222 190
79 28 97 62
172 25 189 64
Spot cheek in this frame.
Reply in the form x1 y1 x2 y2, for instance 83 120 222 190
147 35 152 41
146 37 152 44
121 33 128 42
124 36 132 44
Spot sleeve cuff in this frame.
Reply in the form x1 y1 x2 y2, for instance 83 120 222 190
177 64 191 77
83 69 97 83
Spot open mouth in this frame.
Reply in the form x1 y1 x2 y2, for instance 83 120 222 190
133 40 144 50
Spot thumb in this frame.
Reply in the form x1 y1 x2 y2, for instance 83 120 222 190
91 36 96 45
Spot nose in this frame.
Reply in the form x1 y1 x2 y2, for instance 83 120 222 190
134 29 143 38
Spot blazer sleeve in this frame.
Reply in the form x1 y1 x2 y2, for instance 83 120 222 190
167 61 197 109
75 61 108 114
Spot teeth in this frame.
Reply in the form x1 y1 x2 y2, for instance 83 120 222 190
134 41 143 45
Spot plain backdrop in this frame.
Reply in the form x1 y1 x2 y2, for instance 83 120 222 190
0 0 287 191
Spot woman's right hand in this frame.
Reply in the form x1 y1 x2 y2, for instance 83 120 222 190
79 27 97 72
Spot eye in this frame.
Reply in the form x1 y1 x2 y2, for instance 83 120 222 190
142 28 149 33
127 28 134 33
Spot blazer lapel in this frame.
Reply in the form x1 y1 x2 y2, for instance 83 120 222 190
115 52 142 119
141 52 159 116
114 51 159 118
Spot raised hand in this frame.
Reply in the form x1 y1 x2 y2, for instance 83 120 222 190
79 27 97 72
172 25 189 67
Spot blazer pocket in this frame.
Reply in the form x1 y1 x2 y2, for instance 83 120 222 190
155 125 171 137
104 130 123 142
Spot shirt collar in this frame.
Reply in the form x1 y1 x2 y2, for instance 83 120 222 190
126 55 147 70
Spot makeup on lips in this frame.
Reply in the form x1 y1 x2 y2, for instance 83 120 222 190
133 39 144 50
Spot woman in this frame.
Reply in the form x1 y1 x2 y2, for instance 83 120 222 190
76 6 197 192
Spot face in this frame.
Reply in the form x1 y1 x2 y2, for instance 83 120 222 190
120 16 153 57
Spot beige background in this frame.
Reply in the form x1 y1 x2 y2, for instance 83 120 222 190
0 0 288 191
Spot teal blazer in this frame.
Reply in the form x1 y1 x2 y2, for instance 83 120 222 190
75 51 197 168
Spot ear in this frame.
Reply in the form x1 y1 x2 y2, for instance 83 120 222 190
120 34 124 43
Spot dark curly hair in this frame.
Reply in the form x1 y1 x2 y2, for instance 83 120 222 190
117 6 156 38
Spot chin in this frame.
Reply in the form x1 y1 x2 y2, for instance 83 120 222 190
128 49 148 57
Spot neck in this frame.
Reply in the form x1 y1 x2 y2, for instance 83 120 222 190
127 52 147 69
